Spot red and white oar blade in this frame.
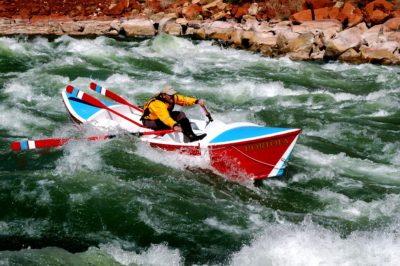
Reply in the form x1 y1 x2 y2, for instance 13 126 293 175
11 135 112 151
10 130 173 152
11 138 71 151
66 85 107 109
89 82 143 112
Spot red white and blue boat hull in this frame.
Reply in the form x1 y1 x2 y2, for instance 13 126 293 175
62 89 301 180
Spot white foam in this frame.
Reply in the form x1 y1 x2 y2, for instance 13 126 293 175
53 140 105 175
294 145 400 183
382 142 400 166
100 242 183 266
369 109 390 117
56 36 126 58
315 190 400 221
204 217 245 235
229 220 400 266
0 106 51 135
133 141 209 171
4 81 35 102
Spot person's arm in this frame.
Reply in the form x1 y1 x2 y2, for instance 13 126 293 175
174 94 199 106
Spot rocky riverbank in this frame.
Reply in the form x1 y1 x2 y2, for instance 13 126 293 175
1 0 400 64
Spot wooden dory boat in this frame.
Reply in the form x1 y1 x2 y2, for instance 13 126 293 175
62 86 301 180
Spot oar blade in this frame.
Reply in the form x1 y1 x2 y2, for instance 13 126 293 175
11 138 70 151
66 85 107 110
89 82 143 112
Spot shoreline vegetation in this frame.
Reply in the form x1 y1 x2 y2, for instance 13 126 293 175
1 0 400 65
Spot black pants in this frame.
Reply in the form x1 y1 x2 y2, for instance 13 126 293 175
142 111 187 130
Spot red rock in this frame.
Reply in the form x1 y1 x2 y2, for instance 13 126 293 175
182 4 202 20
302 0 335 10
104 0 129 16
147 0 162 13
234 3 250 19
391 11 400 18
314 7 330 20
384 18 400 31
329 7 340 20
130 1 142 10
30 15 50 23
337 2 364 27
20 8 31 19
365 0 393 25
290 9 313 22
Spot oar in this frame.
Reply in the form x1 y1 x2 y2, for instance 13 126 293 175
10 129 174 151
200 104 213 123
89 82 143 112
66 85 144 128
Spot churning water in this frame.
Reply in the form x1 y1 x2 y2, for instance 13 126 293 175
0 34 399 265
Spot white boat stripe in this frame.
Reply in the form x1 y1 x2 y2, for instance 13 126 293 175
269 134 299 177
28 140 36 149
208 128 300 146
77 91 84 99
101 88 106 96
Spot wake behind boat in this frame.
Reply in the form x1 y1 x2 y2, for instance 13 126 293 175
60 84 301 180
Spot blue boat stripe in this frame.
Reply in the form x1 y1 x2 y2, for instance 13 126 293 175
72 87 79 97
21 141 28 151
96 85 101 93
210 126 292 143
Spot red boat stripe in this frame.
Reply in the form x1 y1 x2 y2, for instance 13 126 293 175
208 129 301 148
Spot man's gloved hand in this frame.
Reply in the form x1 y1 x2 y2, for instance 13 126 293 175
197 99 206 106
173 124 182 132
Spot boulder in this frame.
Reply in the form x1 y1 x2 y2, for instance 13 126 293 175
248 3 258 16
338 48 363 64
362 25 386 46
121 19 156 36
387 32 400 43
83 21 118 36
158 14 176 31
253 21 273 33
205 21 233 41
253 32 277 46
325 27 362 57
365 0 393 25
288 32 314 60
360 42 400 64
163 22 182 35
384 18 400 31
292 20 342 38
230 28 243 46
202 0 226 11
60 21 85 34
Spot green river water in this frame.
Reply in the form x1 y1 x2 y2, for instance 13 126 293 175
0 34 399 265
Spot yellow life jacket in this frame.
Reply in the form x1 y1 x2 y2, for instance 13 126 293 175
141 94 198 128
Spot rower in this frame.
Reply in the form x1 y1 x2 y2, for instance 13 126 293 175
141 85 207 142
